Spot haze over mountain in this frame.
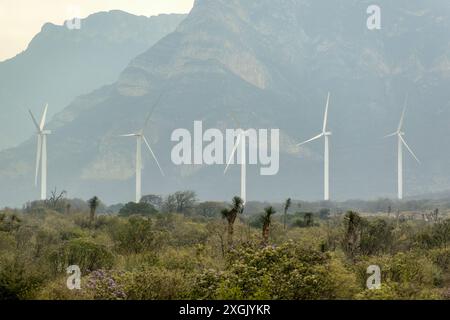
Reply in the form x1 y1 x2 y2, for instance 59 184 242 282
0 10 186 150
1 0 450 207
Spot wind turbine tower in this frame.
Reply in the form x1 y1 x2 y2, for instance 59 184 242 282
385 96 420 200
120 97 165 203
224 115 250 205
29 104 51 200
297 93 332 201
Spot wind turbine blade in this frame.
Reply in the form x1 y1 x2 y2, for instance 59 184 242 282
142 136 165 176
35 135 42 186
296 133 324 147
119 134 138 137
397 107 406 132
384 132 398 138
142 92 164 131
397 95 408 132
322 92 330 133
400 135 420 164
39 103 48 130
224 133 242 173
29 110 40 131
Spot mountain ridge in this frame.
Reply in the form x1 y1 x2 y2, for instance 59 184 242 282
1 0 450 206
0 10 186 150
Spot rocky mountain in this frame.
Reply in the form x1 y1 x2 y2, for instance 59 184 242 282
1 0 450 206
0 10 185 150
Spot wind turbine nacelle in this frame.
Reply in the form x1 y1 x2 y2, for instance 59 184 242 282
324 132 332 136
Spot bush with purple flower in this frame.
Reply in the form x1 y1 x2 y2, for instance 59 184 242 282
85 269 126 300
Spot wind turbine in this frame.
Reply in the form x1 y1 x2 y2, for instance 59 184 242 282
29 104 51 200
224 115 250 205
120 98 165 203
296 92 332 201
385 96 420 200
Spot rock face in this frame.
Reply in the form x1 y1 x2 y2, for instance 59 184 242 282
1 0 450 206
0 10 186 150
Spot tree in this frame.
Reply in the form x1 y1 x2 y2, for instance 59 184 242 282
45 188 67 212
162 194 177 213
283 198 291 230
342 211 363 260
140 194 163 210
162 191 197 214
88 196 100 224
196 201 226 218
304 212 314 227
319 208 331 220
261 206 276 245
119 202 158 217
221 196 244 248
174 191 197 215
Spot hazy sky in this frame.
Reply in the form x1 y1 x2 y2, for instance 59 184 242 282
0 0 194 61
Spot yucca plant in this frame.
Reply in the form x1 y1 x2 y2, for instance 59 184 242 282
283 198 291 230
261 206 276 246
88 196 100 225
221 196 244 248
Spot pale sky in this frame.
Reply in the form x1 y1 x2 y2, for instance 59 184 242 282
0 0 194 61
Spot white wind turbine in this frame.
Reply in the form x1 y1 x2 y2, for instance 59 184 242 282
29 104 51 200
385 96 420 200
297 93 332 201
224 115 250 205
120 104 165 203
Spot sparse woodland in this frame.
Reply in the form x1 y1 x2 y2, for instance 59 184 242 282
0 192 449 300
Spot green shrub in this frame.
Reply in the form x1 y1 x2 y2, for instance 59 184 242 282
193 241 351 300
120 267 192 300
111 217 164 254
354 251 443 299
0 212 22 232
0 257 47 300
416 219 450 249
119 202 158 217
428 248 450 272
48 238 114 273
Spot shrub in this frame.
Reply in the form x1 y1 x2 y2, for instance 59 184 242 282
0 257 47 300
48 238 114 274
119 202 158 217
0 212 22 232
120 267 192 300
416 219 450 249
85 270 127 300
360 219 395 255
111 217 164 254
428 248 450 272
193 241 351 300
354 251 443 299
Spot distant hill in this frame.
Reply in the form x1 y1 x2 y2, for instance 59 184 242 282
1 0 450 206
0 10 185 150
